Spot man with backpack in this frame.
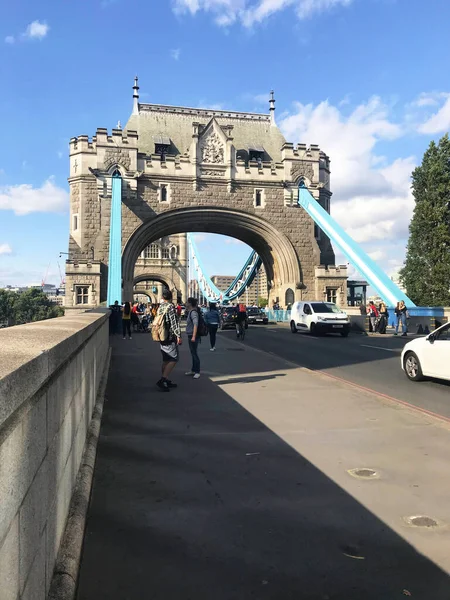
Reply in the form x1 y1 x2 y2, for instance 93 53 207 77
153 290 182 392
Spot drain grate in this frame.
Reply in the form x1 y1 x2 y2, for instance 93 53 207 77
348 468 380 480
405 515 439 528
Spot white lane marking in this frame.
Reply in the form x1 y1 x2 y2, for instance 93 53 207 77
360 344 400 353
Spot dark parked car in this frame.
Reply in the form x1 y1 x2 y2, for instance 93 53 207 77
220 306 248 330
247 307 269 325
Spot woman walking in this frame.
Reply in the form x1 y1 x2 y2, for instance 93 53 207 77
122 301 132 339
395 301 408 336
185 297 201 379
205 302 220 351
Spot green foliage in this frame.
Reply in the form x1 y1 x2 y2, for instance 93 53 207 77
0 288 64 328
400 134 450 306
258 297 269 308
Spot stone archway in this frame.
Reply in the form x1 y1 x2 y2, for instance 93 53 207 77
132 273 179 304
122 206 302 304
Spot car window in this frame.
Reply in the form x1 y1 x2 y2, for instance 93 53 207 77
434 324 450 341
310 302 341 313
304 304 312 314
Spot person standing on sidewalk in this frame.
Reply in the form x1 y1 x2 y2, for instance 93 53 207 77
185 297 201 379
121 302 132 339
394 300 408 336
157 290 182 392
205 302 220 351
367 301 379 333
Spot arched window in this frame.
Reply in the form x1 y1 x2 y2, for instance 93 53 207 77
285 288 294 308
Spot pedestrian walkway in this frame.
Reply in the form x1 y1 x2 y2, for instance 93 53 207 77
77 331 450 600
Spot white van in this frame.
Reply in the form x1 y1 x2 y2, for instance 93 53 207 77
290 301 350 337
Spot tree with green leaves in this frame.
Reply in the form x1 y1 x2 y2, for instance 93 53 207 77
400 133 450 306
258 297 268 308
0 288 64 327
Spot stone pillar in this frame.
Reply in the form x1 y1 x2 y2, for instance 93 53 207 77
178 233 188 302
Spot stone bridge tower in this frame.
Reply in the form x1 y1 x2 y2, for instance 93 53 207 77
65 78 347 310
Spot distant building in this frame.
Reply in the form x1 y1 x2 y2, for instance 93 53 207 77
211 275 235 291
391 273 406 294
237 267 268 306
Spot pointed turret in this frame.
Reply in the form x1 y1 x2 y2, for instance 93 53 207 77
269 90 276 126
132 76 139 115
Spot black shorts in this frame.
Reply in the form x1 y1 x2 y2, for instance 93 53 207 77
160 341 179 363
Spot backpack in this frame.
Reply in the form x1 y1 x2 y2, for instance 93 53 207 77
152 306 170 342
196 309 209 337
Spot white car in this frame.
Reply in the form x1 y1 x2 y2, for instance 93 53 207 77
290 301 350 337
401 322 450 382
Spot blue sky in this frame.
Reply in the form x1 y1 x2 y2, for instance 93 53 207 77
1 0 450 286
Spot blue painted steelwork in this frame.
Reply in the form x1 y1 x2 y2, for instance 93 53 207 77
297 182 416 307
107 172 123 306
188 233 262 303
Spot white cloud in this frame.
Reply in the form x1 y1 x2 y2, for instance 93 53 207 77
0 178 69 215
225 238 244 245
418 96 450 134
170 48 181 60
173 0 354 26
280 96 403 203
279 97 415 277
4 35 15 44
193 233 207 243
0 243 12 255
23 20 49 40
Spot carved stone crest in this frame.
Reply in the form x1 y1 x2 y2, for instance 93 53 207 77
291 161 314 182
103 149 131 171
200 130 224 164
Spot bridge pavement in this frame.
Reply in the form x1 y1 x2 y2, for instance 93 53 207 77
77 327 450 600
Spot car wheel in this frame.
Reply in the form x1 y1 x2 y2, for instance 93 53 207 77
310 323 317 336
290 320 297 334
404 352 424 382
341 330 349 337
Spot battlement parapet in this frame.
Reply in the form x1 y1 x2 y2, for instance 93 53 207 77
70 128 139 154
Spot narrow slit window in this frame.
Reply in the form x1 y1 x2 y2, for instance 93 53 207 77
255 189 262 207
73 215 78 231
161 185 168 202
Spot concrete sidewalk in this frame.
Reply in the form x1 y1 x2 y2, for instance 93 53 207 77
77 330 450 600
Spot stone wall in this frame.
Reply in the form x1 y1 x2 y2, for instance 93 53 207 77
66 122 345 308
0 312 109 599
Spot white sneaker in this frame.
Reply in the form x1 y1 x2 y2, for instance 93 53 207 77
193 373 201 379
185 371 195 376
210 347 215 352
123 337 126 340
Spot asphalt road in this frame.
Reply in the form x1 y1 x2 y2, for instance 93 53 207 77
226 324 450 420
77 332 450 600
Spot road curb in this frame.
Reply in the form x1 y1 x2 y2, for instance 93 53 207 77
47 346 112 600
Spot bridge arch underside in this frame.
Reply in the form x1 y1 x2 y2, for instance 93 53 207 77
133 274 178 303
123 207 302 304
